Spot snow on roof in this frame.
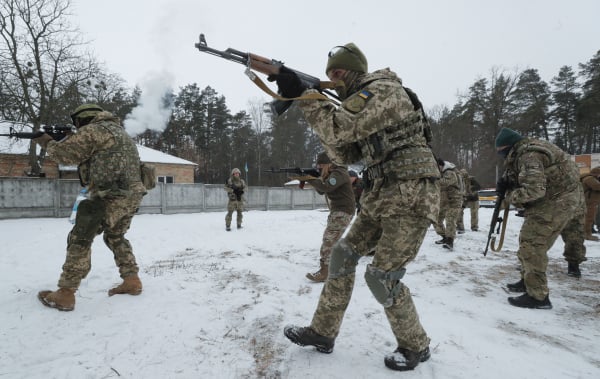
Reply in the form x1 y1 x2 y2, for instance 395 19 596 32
136 144 196 166
0 121 196 166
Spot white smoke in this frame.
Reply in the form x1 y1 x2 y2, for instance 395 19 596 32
124 71 174 136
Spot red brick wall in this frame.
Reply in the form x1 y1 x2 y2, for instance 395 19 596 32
1 154 195 183
0 154 59 178
152 163 195 183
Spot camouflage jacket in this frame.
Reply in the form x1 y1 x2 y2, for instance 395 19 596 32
306 165 355 215
298 68 439 181
581 173 600 202
439 162 463 203
503 138 580 208
46 112 145 199
225 176 246 201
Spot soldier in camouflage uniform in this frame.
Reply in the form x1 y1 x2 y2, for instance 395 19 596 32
270 43 440 371
433 159 464 250
496 127 586 309
304 152 355 282
580 167 600 242
224 168 246 231
33 104 147 311
456 168 481 233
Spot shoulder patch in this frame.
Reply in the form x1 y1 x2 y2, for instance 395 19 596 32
343 90 374 113
328 177 337 186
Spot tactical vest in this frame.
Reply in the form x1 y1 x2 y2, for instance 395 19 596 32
507 138 579 199
358 111 439 181
83 120 142 198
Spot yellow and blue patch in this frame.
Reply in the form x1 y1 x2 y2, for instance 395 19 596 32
358 90 373 100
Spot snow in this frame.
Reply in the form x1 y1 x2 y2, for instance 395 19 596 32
1 208 599 379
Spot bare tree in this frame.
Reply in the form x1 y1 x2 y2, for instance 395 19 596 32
0 0 101 175
247 97 271 186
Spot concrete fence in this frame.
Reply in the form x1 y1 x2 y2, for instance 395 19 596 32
0 178 327 220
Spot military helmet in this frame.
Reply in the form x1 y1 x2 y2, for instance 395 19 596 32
316 152 331 164
70 104 104 126
326 43 368 75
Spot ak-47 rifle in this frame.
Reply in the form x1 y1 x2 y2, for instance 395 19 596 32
0 125 73 141
264 167 320 178
483 184 510 256
194 34 339 115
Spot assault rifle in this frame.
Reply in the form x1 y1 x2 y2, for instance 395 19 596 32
0 125 73 141
483 185 509 256
194 34 339 115
264 167 320 178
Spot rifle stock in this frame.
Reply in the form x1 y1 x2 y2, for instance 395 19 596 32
194 34 339 115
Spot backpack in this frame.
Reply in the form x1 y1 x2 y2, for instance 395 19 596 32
140 163 157 190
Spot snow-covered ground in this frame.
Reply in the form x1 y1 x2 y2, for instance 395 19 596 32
1 208 599 379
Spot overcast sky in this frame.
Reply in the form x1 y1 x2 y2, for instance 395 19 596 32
72 0 600 115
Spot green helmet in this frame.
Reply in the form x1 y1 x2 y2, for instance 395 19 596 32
70 104 104 126
326 43 368 75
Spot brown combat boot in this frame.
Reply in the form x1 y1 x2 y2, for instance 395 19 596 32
306 264 329 283
38 288 76 311
108 274 143 296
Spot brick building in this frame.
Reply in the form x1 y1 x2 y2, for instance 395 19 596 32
1 122 196 183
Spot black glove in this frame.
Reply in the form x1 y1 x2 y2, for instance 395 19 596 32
496 177 509 194
267 66 307 98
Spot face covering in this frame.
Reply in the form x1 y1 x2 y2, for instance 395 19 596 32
497 146 512 159
334 71 363 100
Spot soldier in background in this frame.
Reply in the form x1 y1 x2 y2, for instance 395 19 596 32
496 127 586 309
303 152 355 282
580 166 600 242
33 104 146 311
348 170 364 214
270 41 440 371
433 159 464 250
457 168 481 233
224 168 246 231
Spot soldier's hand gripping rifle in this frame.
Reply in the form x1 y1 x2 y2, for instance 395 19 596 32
0 125 73 141
194 34 339 115
483 180 510 256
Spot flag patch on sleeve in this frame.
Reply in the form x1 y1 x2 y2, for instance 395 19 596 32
358 90 373 100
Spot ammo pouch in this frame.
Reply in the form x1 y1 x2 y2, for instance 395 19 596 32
140 163 157 190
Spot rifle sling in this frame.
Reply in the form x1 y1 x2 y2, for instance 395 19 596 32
491 206 510 252
244 68 336 104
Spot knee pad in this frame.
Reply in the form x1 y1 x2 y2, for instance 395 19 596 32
364 264 406 308
329 239 361 279
71 199 105 242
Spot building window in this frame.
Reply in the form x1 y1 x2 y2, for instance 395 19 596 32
158 176 174 184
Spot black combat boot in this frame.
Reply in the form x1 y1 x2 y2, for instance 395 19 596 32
506 278 526 293
434 237 446 244
443 237 454 250
508 293 552 309
226 226 231 231
384 346 431 371
237 224 242 229
567 262 581 278
283 325 334 353
457 227 465 234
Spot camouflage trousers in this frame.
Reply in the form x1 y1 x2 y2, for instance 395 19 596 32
517 188 586 300
58 194 143 289
310 177 439 353
433 198 462 239
319 211 354 265
225 200 244 227
457 200 480 230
